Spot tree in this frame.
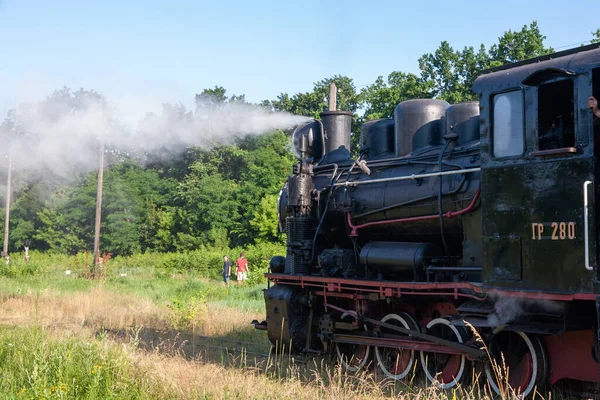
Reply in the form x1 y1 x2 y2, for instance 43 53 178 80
418 21 553 103
195 86 247 108
266 75 362 154
267 75 360 117
249 194 282 243
35 207 84 253
174 173 240 249
137 103 195 180
140 203 175 252
592 29 600 44
361 72 432 121
489 21 553 65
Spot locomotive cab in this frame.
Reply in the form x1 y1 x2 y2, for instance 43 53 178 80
473 44 600 294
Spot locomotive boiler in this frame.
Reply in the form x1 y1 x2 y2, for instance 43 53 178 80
278 99 481 282
255 43 600 397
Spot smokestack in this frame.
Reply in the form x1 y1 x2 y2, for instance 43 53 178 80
328 82 337 111
320 82 351 155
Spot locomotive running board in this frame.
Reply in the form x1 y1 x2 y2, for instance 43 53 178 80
333 333 481 358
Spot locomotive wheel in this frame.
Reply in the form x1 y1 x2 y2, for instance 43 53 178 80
374 312 420 380
419 317 469 389
484 331 548 398
335 312 370 372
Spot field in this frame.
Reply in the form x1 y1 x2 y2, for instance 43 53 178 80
0 253 573 399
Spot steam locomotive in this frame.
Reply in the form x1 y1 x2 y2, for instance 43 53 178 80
254 43 600 397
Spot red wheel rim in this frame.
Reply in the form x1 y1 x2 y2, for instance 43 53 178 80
375 313 419 380
439 354 462 384
485 331 542 398
419 318 467 389
351 345 369 367
338 343 369 368
507 351 534 392
389 349 412 375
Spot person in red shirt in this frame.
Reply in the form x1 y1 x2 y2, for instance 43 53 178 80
236 252 249 284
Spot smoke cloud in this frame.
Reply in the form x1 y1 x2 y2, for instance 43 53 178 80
486 295 564 328
1 92 310 178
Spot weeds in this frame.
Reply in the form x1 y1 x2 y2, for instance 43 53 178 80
0 326 175 399
0 256 563 400
167 290 209 330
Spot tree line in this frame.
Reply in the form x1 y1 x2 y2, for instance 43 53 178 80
0 22 598 257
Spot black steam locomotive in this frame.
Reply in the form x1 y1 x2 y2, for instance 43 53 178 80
254 43 600 396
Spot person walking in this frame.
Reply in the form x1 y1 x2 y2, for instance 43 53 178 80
222 255 232 285
236 252 248 284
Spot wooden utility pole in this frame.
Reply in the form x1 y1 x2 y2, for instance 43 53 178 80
92 137 105 275
3 152 11 260
328 82 337 111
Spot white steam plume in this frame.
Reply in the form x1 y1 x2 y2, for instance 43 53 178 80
2 94 310 178
486 295 565 328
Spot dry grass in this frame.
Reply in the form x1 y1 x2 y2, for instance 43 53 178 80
0 287 167 331
0 287 566 400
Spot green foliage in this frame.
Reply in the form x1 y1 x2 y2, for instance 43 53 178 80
0 326 174 398
162 250 224 277
267 75 360 118
195 85 247 107
106 240 285 285
418 42 490 103
417 21 553 103
592 29 600 44
0 260 39 278
35 207 86 253
167 290 209 330
232 241 286 285
361 72 432 121
249 194 283 243
489 21 554 64
265 75 363 155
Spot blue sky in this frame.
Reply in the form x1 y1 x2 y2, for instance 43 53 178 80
0 0 598 115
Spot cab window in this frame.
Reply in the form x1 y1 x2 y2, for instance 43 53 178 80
537 79 575 150
493 90 524 158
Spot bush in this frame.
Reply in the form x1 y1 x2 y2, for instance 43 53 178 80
229 242 286 284
0 241 287 284
166 289 210 330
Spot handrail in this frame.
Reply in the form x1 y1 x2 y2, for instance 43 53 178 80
529 147 578 157
333 167 481 187
584 180 594 271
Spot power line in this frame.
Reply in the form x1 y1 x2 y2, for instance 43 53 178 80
553 39 595 51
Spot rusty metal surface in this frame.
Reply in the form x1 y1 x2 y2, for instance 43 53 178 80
265 273 598 301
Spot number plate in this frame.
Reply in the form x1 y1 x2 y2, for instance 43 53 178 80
531 222 576 240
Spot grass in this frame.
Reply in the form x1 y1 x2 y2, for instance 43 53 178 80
0 254 576 399
0 260 267 314
0 326 176 399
